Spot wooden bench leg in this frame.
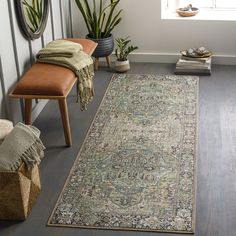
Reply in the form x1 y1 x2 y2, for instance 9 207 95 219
25 99 32 125
58 98 72 147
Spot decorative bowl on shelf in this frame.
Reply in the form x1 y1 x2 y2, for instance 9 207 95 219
181 47 213 58
176 4 199 17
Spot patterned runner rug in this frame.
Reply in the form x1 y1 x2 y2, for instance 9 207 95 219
48 74 198 233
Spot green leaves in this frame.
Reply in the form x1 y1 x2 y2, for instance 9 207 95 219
22 0 42 33
74 0 122 39
115 37 138 61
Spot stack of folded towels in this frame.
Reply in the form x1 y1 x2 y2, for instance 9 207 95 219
0 120 45 171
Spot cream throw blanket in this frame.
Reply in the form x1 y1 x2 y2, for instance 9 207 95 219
36 40 94 111
0 119 13 144
0 123 45 171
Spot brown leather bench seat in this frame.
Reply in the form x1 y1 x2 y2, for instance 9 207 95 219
10 38 97 146
13 63 76 96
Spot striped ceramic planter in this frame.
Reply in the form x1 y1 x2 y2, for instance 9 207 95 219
86 34 114 58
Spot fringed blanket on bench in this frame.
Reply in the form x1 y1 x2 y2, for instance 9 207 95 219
36 39 94 111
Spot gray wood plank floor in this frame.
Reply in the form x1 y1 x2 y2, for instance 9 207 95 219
1 63 236 236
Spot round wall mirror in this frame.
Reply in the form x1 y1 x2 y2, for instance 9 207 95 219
16 0 50 40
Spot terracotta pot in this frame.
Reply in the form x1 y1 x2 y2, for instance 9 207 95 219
115 60 130 73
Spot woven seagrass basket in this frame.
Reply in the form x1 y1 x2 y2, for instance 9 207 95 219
0 163 41 220
176 8 199 17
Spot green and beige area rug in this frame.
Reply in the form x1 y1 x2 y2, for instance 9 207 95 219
48 74 198 233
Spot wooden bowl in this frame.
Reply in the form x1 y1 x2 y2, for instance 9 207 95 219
176 7 199 17
180 50 213 58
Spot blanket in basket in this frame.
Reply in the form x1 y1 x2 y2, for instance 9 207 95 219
0 123 45 171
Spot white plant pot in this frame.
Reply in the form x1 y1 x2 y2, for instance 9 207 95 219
115 60 130 73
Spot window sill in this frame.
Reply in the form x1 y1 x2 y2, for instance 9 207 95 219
162 9 236 21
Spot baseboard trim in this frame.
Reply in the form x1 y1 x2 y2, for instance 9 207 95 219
111 52 236 65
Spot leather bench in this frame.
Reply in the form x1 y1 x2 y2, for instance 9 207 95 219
10 38 97 147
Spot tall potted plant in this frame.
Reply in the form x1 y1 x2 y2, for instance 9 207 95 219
74 0 122 69
115 37 138 72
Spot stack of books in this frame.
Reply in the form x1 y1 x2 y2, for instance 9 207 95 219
175 56 212 75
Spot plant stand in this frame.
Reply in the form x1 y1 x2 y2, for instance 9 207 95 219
94 56 111 70
86 34 114 70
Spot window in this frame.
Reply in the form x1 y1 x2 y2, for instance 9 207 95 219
179 0 212 8
162 0 236 21
216 0 236 8
167 0 236 9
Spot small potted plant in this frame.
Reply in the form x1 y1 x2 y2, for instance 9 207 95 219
115 37 138 73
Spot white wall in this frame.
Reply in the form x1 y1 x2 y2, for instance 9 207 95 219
72 0 236 64
0 0 70 120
